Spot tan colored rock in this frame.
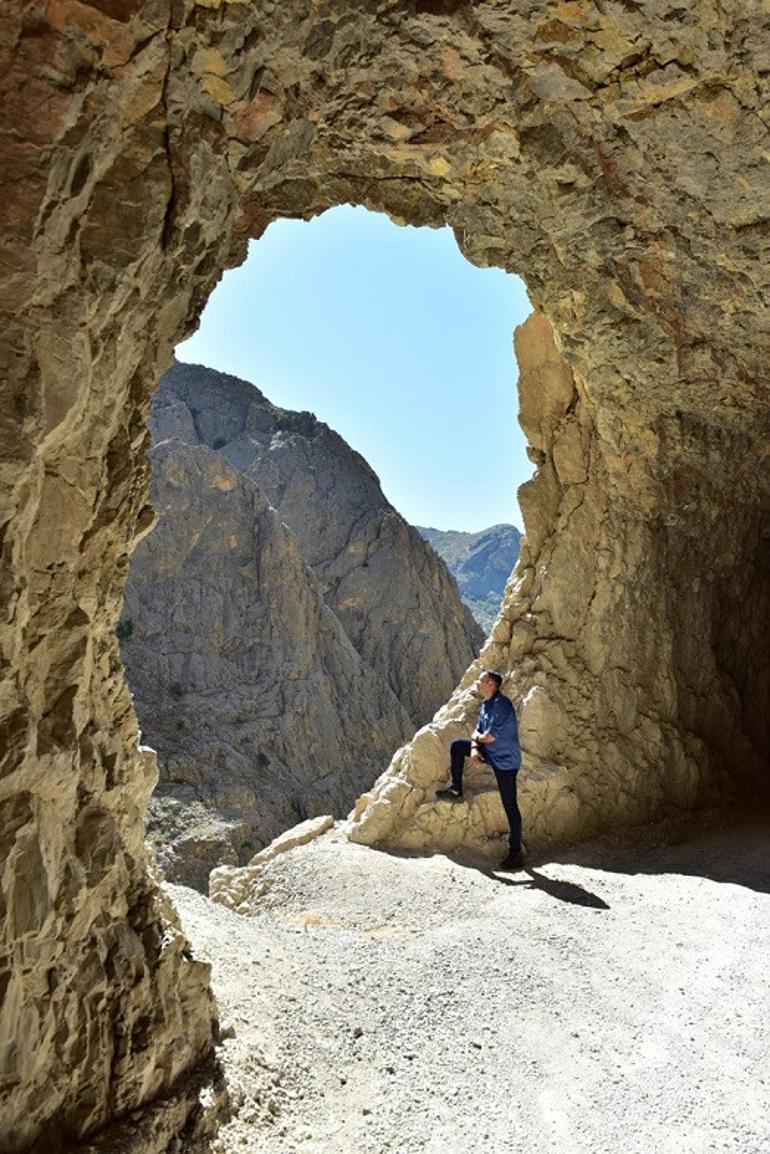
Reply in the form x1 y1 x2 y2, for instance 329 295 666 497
2 0 769 1147
247 813 335 866
350 310 767 856
209 814 333 912
518 685 569 764
516 312 577 453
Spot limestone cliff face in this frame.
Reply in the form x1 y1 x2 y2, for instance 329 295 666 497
3 0 769 1148
418 524 523 633
122 362 476 887
155 362 483 726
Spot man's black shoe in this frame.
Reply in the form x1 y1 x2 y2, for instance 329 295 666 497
497 851 525 871
435 788 463 802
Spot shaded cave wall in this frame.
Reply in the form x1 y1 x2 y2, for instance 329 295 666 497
1 0 769 1147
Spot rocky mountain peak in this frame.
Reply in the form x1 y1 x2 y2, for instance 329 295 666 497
120 362 482 887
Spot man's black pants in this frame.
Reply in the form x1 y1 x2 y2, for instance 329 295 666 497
450 738 522 853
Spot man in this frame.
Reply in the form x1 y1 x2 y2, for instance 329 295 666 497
436 670 524 870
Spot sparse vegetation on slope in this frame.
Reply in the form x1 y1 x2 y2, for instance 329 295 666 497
418 524 522 632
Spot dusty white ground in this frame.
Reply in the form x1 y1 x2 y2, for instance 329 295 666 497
170 818 770 1154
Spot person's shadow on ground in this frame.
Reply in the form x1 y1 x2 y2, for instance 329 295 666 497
502 867 609 909
387 807 770 910
467 862 611 909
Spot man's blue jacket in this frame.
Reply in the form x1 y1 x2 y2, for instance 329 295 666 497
477 691 521 771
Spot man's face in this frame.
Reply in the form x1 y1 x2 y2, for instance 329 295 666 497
474 673 497 699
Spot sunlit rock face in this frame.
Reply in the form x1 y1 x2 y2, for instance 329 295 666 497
155 363 482 725
119 362 478 888
2 0 769 1147
354 311 770 853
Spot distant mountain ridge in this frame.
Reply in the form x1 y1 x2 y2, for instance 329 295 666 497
417 523 522 632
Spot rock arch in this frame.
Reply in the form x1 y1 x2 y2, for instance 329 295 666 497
2 0 768 1147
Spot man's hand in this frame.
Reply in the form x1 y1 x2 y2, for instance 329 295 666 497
469 744 483 765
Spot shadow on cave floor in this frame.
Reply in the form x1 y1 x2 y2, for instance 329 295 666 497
459 862 612 910
386 803 770 901
540 807 770 897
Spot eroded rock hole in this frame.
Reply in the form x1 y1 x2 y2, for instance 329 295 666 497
4 3 770 1147
119 206 533 889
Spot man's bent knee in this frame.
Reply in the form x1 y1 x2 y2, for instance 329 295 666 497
451 738 472 756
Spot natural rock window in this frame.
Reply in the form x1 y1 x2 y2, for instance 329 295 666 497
3 2 768 1150
119 205 530 888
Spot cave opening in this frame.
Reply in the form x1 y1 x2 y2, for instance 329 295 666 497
175 204 533 534
120 203 537 889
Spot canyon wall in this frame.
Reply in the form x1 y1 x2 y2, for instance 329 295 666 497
120 363 478 888
156 362 482 725
2 0 768 1147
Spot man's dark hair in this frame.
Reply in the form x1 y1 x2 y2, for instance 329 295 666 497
484 670 503 690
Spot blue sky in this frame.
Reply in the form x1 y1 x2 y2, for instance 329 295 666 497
176 204 533 532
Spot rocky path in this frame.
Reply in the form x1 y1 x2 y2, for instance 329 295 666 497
171 819 770 1154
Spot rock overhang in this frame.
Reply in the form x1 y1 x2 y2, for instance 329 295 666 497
2 0 769 1148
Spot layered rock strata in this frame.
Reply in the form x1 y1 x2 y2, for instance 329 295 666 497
2 0 769 1148
122 364 456 886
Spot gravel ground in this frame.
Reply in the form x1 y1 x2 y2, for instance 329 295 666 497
170 818 770 1154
